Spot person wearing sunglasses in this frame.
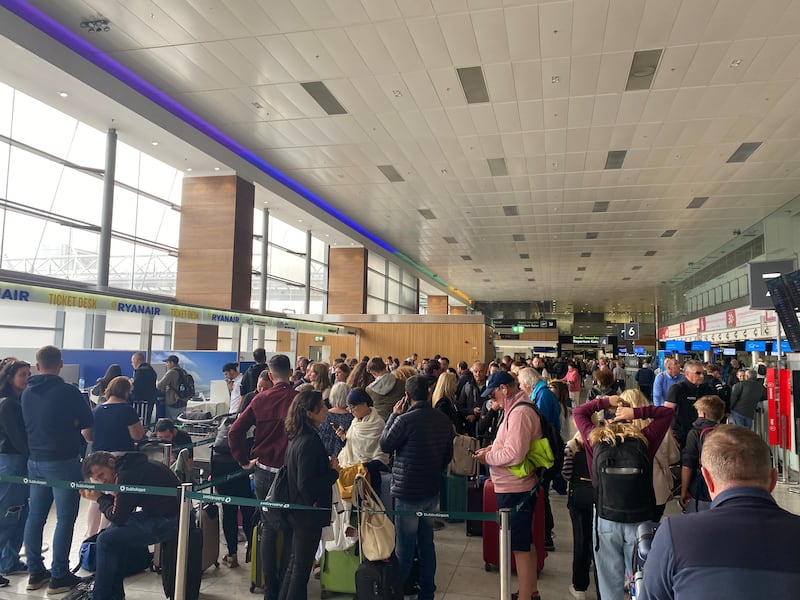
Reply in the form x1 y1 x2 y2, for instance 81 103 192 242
665 360 716 449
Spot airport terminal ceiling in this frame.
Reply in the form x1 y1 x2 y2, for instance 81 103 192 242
3 0 800 314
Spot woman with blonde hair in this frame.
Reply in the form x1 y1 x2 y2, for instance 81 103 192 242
432 371 461 434
620 389 680 520
573 392 673 600
306 362 332 404
392 365 417 381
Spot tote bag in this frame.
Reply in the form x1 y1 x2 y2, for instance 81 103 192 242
353 474 394 561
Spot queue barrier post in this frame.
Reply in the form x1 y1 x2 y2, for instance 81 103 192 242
499 508 512 600
174 482 193 600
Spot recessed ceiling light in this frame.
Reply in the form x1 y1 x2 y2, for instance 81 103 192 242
297 219 303 223
251 101 263 109
186 168 192 172
58 91 69 98
730 59 743 68
214 167 220 171
325 234 329 237
551 75 560 84
151 141 159 146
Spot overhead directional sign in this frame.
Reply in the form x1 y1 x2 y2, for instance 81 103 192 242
599 336 609 347
619 326 627 341
627 322 640 341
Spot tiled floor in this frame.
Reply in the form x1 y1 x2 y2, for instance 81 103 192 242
6 481 800 600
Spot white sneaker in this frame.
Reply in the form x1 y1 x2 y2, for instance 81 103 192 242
569 585 586 599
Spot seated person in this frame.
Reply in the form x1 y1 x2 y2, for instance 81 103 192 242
154 418 194 478
641 425 800 599
79 451 181 600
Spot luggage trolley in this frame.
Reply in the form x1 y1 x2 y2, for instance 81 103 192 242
176 412 233 478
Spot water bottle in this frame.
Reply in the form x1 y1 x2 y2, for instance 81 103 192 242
79 377 85 390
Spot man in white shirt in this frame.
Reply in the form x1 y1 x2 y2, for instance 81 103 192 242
222 362 243 413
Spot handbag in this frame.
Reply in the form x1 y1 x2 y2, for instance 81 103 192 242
336 463 369 501
353 474 395 561
323 483 357 552
262 465 290 527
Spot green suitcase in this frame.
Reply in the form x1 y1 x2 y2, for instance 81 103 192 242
440 473 468 522
319 547 359 597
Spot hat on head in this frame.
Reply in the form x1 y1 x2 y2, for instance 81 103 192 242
481 370 515 398
222 362 239 372
347 388 372 407
165 355 179 364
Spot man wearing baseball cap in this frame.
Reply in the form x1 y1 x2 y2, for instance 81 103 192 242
475 371 542 600
156 355 184 421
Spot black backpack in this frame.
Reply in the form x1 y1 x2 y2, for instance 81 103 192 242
592 436 654 524
568 448 594 511
693 426 716 506
176 368 195 401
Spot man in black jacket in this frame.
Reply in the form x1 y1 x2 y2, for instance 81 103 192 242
666 360 716 448
240 348 268 396
79 452 180 600
380 376 453 600
130 352 158 425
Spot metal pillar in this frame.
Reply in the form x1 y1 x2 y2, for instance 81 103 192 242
260 208 269 313
304 229 311 314
499 508 512 600
93 128 117 349
174 483 193 600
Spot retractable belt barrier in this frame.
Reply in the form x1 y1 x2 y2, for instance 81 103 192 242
0 469 525 600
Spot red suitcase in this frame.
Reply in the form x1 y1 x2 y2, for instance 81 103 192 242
482 478 546 574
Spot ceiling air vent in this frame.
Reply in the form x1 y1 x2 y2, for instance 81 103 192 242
300 81 347 115
625 49 663 91
456 66 490 104
378 165 404 182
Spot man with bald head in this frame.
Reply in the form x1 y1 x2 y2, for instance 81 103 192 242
641 425 800 599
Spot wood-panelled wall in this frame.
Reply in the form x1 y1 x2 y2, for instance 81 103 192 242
427 295 449 314
173 175 254 350
285 322 489 365
175 175 254 312
327 248 367 314
450 306 467 315
520 331 559 341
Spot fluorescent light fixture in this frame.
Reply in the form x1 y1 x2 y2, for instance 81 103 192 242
418 208 436 220
300 81 347 115
605 150 627 169
586 232 599 240
625 49 662 91
661 229 677 237
687 197 708 209
592 201 609 213
456 66 489 104
378 165 404 182
488 158 508 176
727 142 762 163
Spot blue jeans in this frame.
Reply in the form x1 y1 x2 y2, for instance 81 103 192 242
731 411 753 428
0 454 28 574
92 513 178 600
24 458 82 579
394 495 438 600
592 511 641 600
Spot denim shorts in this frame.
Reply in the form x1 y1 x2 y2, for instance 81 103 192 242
496 490 535 551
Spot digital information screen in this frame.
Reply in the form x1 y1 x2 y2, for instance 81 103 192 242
690 341 711 351
665 340 686 352
766 276 800 352
745 340 767 352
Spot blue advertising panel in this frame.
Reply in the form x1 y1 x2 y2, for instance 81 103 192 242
665 340 686 352
60 349 142 388
634 346 646 355
690 341 711 351
150 350 237 395
744 340 767 352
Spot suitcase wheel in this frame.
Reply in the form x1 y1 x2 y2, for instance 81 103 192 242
249 584 255 593
484 563 493 572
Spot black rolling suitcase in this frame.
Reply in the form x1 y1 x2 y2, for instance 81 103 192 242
355 555 403 600
466 476 484 536
160 527 202 600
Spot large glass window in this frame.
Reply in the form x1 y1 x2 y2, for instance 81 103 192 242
0 85 182 294
366 251 418 314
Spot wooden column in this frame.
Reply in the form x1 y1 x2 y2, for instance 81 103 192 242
427 295 449 315
174 175 254 349
327 247 367 314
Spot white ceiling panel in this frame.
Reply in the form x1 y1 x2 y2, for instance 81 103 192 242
14 0 800 310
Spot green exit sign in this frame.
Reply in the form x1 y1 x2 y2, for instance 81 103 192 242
314 335 325 342
511 325 525 334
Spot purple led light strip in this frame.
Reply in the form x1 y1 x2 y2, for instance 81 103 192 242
0 0 397 253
